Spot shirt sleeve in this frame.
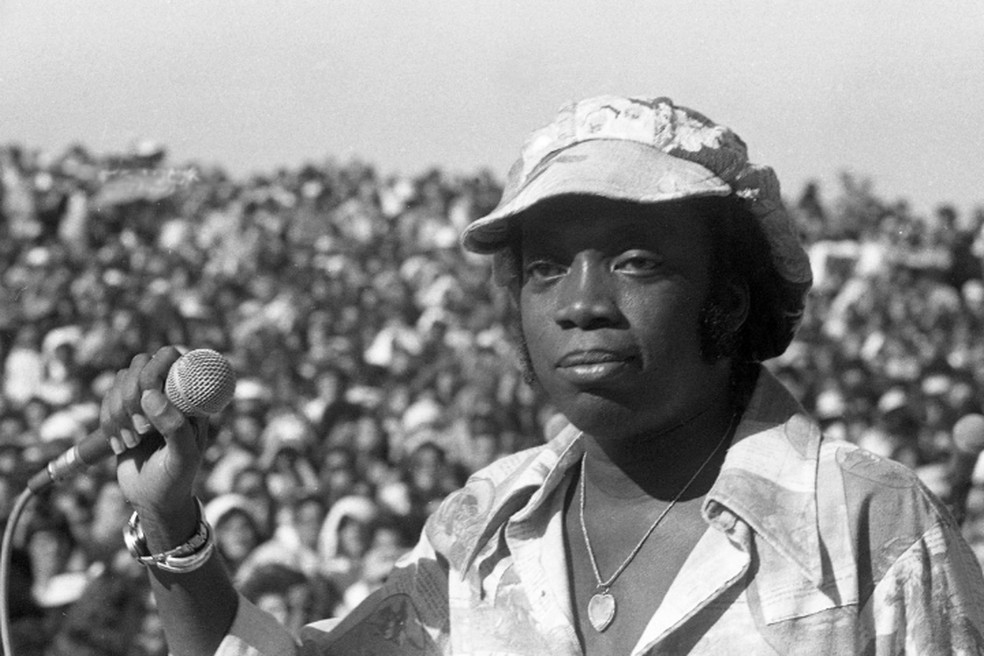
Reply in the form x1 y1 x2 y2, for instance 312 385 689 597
868 519 984 654
214 595 300 656
215 532 451 656
297 535 451 655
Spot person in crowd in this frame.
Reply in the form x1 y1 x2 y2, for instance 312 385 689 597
72 479 131 565
226 465 275 536
238 562 340 639
238 491 327 583
317 494 379 594
46 564 152 656
377 440 459 538
22 502 90 613
464 429 503 474
336 515 411 615
97 94 984 655
203 410 267 498
315 444 369 508
203 493 266 580
2 326 45 407
260 442 321 507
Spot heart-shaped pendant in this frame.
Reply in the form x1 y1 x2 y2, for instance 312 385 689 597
587 591 616 632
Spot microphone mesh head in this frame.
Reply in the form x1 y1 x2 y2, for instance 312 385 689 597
165 349 237 417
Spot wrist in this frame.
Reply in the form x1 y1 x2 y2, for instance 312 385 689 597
125 497 215 573
131 497 202 553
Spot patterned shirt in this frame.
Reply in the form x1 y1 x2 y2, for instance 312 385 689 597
217 368 984 655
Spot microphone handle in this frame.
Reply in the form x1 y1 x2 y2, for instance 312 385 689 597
27 428 114 493
23 348 235 494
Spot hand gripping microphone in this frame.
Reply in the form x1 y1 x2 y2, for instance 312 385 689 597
27 349 237 493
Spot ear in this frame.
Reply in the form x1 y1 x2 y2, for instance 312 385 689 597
722 278 750 334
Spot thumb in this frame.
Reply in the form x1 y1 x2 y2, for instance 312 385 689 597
141 387 168 414
141 389 205 456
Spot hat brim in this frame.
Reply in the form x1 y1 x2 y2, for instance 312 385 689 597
462 140 732 253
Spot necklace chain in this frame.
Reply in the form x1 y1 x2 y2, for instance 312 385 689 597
578 411 739 592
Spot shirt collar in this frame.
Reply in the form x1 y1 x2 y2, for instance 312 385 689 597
460 422 583 576
704 366 825 586
463 367 824 586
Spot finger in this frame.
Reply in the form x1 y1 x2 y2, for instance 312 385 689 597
101 370 127 455
132 412 153 435
126 348 181 435
141 388 193 445
106 426 126 455
120 353 151 420
121 427 141 449
138 346 184 400
140 388 204 476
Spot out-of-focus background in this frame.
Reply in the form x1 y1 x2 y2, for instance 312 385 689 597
4 0 984 216
2 2 983 654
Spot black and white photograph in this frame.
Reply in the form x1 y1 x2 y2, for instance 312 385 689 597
1 2 983 654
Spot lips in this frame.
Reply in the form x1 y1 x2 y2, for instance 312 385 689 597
557 350 632 367
555 349 638 385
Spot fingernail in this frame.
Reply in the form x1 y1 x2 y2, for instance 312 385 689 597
141 390 166 414
132 413 152 434
121 428 138 449
109 436 125 455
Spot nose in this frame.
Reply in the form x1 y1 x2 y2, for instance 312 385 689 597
553 251 623 330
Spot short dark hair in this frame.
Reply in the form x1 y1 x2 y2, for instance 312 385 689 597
699 195 809 363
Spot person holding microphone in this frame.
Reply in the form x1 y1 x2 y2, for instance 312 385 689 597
102 96 984 655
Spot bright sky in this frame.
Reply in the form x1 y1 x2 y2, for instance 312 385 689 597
2 1 982 216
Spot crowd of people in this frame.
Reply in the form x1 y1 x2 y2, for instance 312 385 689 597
1 141 982 654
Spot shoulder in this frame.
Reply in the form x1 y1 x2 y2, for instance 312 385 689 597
819 439 946 528
422 442 555 568
828 441 984 649
429 442 551 525
817 439 965 590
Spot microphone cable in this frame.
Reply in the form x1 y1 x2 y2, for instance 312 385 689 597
1 487 36 656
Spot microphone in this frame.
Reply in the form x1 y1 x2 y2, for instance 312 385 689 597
27 349 236 493
942 413 984 525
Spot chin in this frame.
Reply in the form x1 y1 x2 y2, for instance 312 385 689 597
551 391 648 441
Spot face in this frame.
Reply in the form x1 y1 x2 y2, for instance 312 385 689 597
518 196 729 441
294 500 325 549
322 450 356 492
338 517 370 559
470 433 499 471
216 512 259 563
410 445 442 492
232 415 263 450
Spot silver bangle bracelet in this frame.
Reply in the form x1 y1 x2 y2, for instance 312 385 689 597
123 498 215 573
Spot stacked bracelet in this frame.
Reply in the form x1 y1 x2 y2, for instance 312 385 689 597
124 497 215 573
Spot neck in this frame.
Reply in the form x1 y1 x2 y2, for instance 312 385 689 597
581 366 753 501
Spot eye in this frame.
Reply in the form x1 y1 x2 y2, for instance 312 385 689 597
612 250 662 275
524 259 568 282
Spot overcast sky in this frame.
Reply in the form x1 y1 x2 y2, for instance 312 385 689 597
2 1 982 215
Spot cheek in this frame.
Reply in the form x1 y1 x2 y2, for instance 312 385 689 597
519 292 554 359
631 288 706 352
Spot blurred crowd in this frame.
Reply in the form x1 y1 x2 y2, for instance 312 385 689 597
1 142 983 655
